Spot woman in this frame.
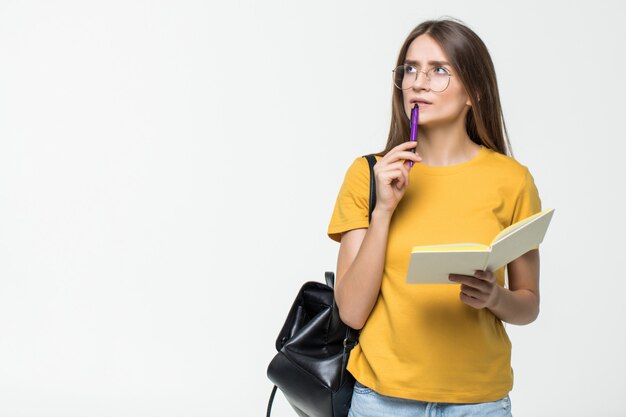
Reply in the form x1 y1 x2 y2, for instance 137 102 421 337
327 18 541 416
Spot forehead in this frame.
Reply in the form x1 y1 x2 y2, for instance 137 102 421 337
405 34 450 65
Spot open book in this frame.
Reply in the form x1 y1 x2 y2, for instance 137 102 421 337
406 208 555 284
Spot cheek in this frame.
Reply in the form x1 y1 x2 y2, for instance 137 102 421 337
402 98 411 117
402 94 410 109
443 86 470 108
436 91 468 113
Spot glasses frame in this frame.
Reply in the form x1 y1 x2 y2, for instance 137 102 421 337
392 64 454 92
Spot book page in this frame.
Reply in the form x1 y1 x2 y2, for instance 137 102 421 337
485 208 554 271
491 209 551 245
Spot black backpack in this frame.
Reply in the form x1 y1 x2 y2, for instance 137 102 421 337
266 154 377 417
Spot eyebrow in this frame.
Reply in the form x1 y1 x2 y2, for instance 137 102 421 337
404 59 451 66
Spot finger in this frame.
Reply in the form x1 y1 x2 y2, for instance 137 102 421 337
382 160 409 172
391 169 404 189
395 141 418 151
400 161 410 186
461 284 488 299
460 292 481 309
389 146 422 163
387 160 409 189
474 270 495 283
380 152 420 168
381 169 403 186
388 151 422 163
386 142 418 161
381 160 412 190
450 274 489 292
398 151 422 164
396 177 404 190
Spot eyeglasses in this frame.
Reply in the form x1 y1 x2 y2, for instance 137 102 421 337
392 64 453 92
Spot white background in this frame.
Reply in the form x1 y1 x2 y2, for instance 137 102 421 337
1 1 625 416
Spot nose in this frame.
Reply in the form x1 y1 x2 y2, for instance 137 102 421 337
412 70 430 90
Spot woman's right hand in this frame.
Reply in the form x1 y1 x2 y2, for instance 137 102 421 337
373 141 422 214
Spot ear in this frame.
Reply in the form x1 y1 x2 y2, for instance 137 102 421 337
467 95 480 107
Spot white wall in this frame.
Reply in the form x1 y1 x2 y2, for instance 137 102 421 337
1 1 624 416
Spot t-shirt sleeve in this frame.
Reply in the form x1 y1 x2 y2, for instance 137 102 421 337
511 167 542 250
327 156 371 243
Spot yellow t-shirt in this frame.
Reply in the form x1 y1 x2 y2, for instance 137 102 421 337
327 145 542 403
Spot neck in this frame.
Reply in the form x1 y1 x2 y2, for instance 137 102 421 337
416 123 480 166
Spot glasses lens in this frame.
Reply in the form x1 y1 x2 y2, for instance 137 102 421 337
393 65 410 90
429 70 450 92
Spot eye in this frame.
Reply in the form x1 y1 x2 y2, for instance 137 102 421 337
433 66 449 75
405 65 417 73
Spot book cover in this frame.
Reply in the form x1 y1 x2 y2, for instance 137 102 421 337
405 208 555 284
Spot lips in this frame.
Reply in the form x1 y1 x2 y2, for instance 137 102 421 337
410 99 432 105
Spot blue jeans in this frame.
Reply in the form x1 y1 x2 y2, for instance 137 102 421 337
348 381 513 417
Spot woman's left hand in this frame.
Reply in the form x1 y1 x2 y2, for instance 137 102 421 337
449 271 500 310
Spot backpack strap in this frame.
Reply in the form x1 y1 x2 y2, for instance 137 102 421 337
342 154 377 346
266 385 278 417
363 154 378 222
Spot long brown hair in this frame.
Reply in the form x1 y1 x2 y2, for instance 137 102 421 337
378 17 513 158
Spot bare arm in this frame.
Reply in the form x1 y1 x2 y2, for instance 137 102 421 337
490 249 540 325
449 249 540 325
334 141 421 330
335 209 393 330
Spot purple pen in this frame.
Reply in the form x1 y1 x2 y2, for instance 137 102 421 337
409 103 419 167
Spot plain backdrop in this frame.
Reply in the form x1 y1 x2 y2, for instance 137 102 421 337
1 1 625 416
